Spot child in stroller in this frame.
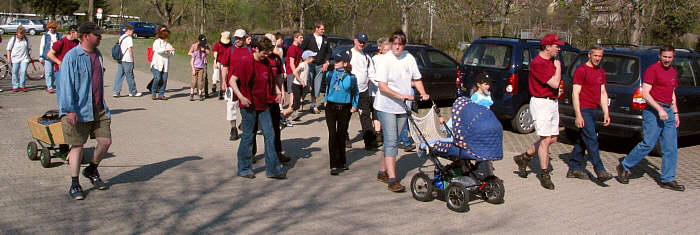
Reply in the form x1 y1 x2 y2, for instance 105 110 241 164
408 96 505 213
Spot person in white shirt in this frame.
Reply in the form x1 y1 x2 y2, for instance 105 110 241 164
349 33 380 150
370 38 391 144
373 30 429 193
113 25 141 97
150 25 175 100
39 21 61 93
6 26 31 92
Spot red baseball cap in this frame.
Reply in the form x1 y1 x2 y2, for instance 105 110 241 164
540 34 564 46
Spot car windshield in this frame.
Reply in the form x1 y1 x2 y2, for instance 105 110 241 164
463 43 512 69
570 54 639 85
673 57 697 87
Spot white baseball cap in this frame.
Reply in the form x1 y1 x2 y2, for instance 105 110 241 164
233 29 246 38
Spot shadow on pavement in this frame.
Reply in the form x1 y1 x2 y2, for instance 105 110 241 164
106 156 203 186
110 107 147 115
396 152 427 180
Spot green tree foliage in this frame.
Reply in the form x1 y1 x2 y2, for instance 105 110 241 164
21 0 80 19
647 0 698 45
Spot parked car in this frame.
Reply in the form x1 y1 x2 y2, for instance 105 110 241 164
120 22 157 38
457 36 580 133
331 43 460 101
0 19 45 35
559 45 700 146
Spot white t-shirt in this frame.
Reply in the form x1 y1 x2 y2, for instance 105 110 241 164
314 34 322 51
369 53 385 97
6 36 31 63
350 47 375 92
119 34 134 62
293 62 310 85
373 51 422 114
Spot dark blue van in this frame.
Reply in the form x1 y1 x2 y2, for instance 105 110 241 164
457 36 580 133
560 46 700 143
120 22 157 38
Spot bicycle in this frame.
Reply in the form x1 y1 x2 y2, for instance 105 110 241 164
0 58 44 80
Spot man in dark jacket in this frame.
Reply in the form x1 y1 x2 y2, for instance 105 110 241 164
299 22 332 114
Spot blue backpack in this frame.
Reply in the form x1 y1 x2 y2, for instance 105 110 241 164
111 35 127 60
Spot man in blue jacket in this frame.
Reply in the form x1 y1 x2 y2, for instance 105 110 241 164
57 22 112 200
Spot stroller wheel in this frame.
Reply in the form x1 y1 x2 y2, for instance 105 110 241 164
445 183 470 213
483 177 505 204
410 173 434 202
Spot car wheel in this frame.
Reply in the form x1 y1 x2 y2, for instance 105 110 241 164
0 28 5 34
132 33 138 39
29 29 36 35
511 104 535 134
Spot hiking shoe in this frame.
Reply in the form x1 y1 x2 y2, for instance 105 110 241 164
278 153 291 163
566 169 589 180
514 153 533 178
313 107 320 114
83 168 108 190
616 163 630 184
69 184 85 200
377 172 389 183
538 170 555 190
596 171 613 182
199 94 205 101
388 181 406 192
151 94 158 100
241 173 255 179
330 168 341 175
230 127 240 141
189 94 195 101
128 92 143 97
20 88 27 92
113 93 119 97
268 172 287 180
659 181 685 191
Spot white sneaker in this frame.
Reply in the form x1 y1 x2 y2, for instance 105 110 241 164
113 93 119 97
129 92 143 97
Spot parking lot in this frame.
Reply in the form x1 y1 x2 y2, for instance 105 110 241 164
0 35 699 233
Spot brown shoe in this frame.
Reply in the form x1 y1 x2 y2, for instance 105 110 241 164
538 170 555 190
514 153 533 178
659 181 685 191
388 181 406 192
151 94 157 100
616 163 630 184
240 173 255 179
596 171 613 183
377 172 389 183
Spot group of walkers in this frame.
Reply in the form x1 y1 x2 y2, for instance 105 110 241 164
513 34 685 192
7 19 686 200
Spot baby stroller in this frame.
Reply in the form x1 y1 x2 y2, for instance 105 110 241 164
406 96 505 213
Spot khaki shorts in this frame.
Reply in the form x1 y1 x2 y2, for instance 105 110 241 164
529 97 559 137
62 110 111 145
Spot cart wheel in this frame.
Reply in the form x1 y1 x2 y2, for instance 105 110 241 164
411 173 435 202
27 141 38 161
483 177 505 204
40 148 51 168
445 183 470 213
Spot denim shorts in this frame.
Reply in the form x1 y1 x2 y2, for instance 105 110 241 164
377 110 408 157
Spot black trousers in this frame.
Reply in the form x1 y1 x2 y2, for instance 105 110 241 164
252 103 282 156
357 91 377 147
325 102 351 169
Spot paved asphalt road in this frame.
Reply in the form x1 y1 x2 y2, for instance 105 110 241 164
0 35 699 234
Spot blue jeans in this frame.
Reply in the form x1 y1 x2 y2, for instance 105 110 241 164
568 109 606 173
44 60 55 89
114 62 137 95
11 61 28 89
151 67 168 97
399 122 413 146
308 64 324 105
377 111 408 157
237 107 282 177
622 106 678 183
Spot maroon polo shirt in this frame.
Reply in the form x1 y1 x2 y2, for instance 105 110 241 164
285 44 301 75
212 42 232 64
237 55 274 110
573 63 606 109
51 37 79 71
529 55 558 98
643 62 678 104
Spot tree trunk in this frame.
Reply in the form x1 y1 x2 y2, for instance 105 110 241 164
200 0 205 34
88 0 94 22
119 0 124 26
630 0 643 45
401 2 408 35
299 8 304 32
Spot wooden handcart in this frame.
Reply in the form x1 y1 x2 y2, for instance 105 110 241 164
26 115 69 168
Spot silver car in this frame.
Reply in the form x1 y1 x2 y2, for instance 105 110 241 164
0 19 45 35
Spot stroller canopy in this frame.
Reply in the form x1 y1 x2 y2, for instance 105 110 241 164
434 96 503 161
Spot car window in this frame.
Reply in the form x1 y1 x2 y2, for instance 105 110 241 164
673 57 696 87
570 54 639 85
144 24 156 29
31 20 43 25
408 50 426 69
9 21 19 25
560 50 578 67
426 49 457 69
463 43 512 69
522 49 531 70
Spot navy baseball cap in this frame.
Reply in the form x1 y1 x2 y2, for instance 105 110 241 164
355 33 368 43
333 50 351 62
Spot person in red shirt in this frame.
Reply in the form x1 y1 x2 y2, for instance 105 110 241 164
285 31 303 114
220 29 251 141
513 34 563 190
47 25 79 82
230 37 286 179
618 45 684 191
212 31 232 99
566 45 613 183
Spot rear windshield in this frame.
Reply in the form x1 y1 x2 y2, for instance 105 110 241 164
463 43 512 69
673 57 697 87
570 54 639 85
